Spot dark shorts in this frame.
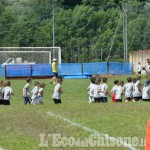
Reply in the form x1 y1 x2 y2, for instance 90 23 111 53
138 71 141 74
116 99 122 102
3 100 10 105
0 99 4 105
101 97 108 103
53 99 61 104
53 72 58 77
142 99 150 102
94 97 101 103
133 96 142 101
23 97 31 105
126 97 133 101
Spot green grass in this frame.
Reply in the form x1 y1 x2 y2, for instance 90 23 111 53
0 77 149 150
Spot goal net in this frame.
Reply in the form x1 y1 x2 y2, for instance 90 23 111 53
0 47 61 65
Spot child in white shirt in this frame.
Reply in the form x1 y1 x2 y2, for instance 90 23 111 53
100 77 110 102
52 76 63 104
133 76 142 101
137 62 142 75
115 81 123 102
142 80 150 101
93 78 101 103
111 80 119 102
23 78 32 105
2 81 14 105
87 77 96 103
145 59 150 78
123 77 133 102
38 83 46 105
31 81 40 105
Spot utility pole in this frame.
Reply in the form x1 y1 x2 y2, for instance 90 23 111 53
101 49 103 61
52 1 55 59
122 3 128 62
125 4 128 62
52 2 55 47
123 5 126 63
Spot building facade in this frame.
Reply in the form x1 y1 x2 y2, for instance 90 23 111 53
129 50 150 74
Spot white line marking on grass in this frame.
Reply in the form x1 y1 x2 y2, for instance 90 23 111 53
47 111 137 150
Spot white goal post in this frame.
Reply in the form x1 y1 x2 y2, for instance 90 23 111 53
0 47 61 65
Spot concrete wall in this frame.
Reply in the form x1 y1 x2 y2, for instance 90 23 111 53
129 50 150 74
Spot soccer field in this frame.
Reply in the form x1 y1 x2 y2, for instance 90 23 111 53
0 77 149 150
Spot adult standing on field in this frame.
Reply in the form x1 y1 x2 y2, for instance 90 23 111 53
145 59 150 78
50 58 58 84
137 62 142 75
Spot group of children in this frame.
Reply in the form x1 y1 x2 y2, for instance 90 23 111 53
1 74 150 105
22 78 46 105
23 76 63 105
0 76 63 105
87 75 150 103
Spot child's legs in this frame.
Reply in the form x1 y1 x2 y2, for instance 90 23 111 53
39 97 44 104
94 97 101 103
31 99 38 105
134 96 142 101
127 97 133 102
101 97 108 103
35 99 39 104
126 97 132 102
94 98 99 102
31 99 35 105
99 97 102 102
53 99 61 104
58 99 61 103
89 96 94 103
112 94 117 102
24 97 30 105
91 96 95 103
116 99 122 102
89 96 91 103
0 99 4 105
3 100 10 105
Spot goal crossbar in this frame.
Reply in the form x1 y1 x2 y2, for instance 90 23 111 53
0 47 60 49
0 47 61 64
0 51 51 53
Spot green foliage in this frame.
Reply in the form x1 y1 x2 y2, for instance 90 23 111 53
0 0 149 62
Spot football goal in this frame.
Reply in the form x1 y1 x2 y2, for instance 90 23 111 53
0 47 61 65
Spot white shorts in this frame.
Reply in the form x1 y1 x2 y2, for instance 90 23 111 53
31 99 39 105
38 97 44 104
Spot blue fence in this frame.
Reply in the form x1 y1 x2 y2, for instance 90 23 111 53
32 64 53 76
6 65 31 77
83 62 108 75
0 62 133 78
0 66 5 77
108 62 133 75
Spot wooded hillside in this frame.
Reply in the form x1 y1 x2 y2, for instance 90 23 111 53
0 0 149 62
